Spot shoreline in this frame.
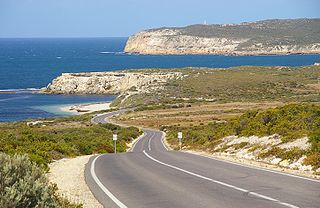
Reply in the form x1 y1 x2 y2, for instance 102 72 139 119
124 51 320 56
59 102 112 114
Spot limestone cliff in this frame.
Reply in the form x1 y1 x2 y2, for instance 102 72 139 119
125 19 320 55
42 71 181 95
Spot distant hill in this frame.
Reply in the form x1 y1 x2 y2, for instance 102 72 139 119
125 19 320 55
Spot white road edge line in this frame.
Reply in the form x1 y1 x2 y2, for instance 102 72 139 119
90 155 128 208
143 150 299 208
160 132 169 151
181 151 320 183
148 137 152 151
130 132 146 152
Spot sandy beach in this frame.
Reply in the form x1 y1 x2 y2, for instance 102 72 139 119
60 102 112 114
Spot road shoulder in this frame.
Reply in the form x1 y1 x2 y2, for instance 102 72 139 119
47 155 103 208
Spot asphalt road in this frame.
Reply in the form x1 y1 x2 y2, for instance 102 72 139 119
86 112 320 208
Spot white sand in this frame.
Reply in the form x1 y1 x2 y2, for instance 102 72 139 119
60 102 111 114
47 155 103 208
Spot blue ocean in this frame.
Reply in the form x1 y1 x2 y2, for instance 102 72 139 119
0 37 320 122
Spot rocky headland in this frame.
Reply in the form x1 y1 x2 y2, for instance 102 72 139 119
42 70 181 95
125 18 320 55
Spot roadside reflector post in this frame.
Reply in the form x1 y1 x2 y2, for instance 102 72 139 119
178 132 182 151
113 133 118 154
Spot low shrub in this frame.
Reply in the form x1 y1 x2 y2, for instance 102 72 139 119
0 153 80 208
258 147 305 161
304 153 320 170
233 142 250 150
0 117 141 168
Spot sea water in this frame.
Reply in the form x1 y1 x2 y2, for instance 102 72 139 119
0 93 115 122
0 37 319 121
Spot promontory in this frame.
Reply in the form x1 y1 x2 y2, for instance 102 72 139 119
124 18 320 55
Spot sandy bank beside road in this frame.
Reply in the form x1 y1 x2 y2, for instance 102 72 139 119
47 155 103 208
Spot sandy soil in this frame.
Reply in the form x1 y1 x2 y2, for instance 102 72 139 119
60 102 111 114
47 155 103 208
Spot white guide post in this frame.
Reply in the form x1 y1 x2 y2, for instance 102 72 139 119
178 132 183 151
113 134 118 154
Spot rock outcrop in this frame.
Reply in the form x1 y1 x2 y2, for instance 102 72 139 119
42 71 181 95
125 19 320 55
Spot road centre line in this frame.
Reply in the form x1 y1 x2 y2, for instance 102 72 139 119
148 132 155 151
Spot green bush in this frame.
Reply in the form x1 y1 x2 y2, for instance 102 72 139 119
0 117 141 168
305 129 320 169
258 147 305 161
233 142 250 150
0 153 59 208
304 153 320 169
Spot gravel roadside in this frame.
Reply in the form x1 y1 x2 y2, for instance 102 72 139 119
47 155 103 208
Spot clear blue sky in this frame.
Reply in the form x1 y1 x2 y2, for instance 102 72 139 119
0 0 319 38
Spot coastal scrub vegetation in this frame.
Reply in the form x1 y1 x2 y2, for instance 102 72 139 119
164 104 320 169
158 19 320 45
0 153 80 208
113 65 320 109
0 114 141 169
115 102 283 128
0 112 141 207
166 66 320 103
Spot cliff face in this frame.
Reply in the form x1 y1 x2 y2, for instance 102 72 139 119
42 71 181 95
125 19 320 55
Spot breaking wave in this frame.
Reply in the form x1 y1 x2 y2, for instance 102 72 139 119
0 88 40 93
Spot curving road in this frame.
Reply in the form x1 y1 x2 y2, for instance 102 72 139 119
86 112 320 208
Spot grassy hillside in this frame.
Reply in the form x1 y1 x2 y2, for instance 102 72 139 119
115 65 320 108
151 19 320 47
167 66 320 102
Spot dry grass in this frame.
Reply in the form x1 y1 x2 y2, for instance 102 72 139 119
307 83 320 91
114 101 284 128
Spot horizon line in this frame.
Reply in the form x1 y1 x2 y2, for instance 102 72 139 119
0 36 129 39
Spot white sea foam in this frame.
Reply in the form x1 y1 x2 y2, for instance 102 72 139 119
100 51 114 54
100 51 125 55
0 88 40 93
